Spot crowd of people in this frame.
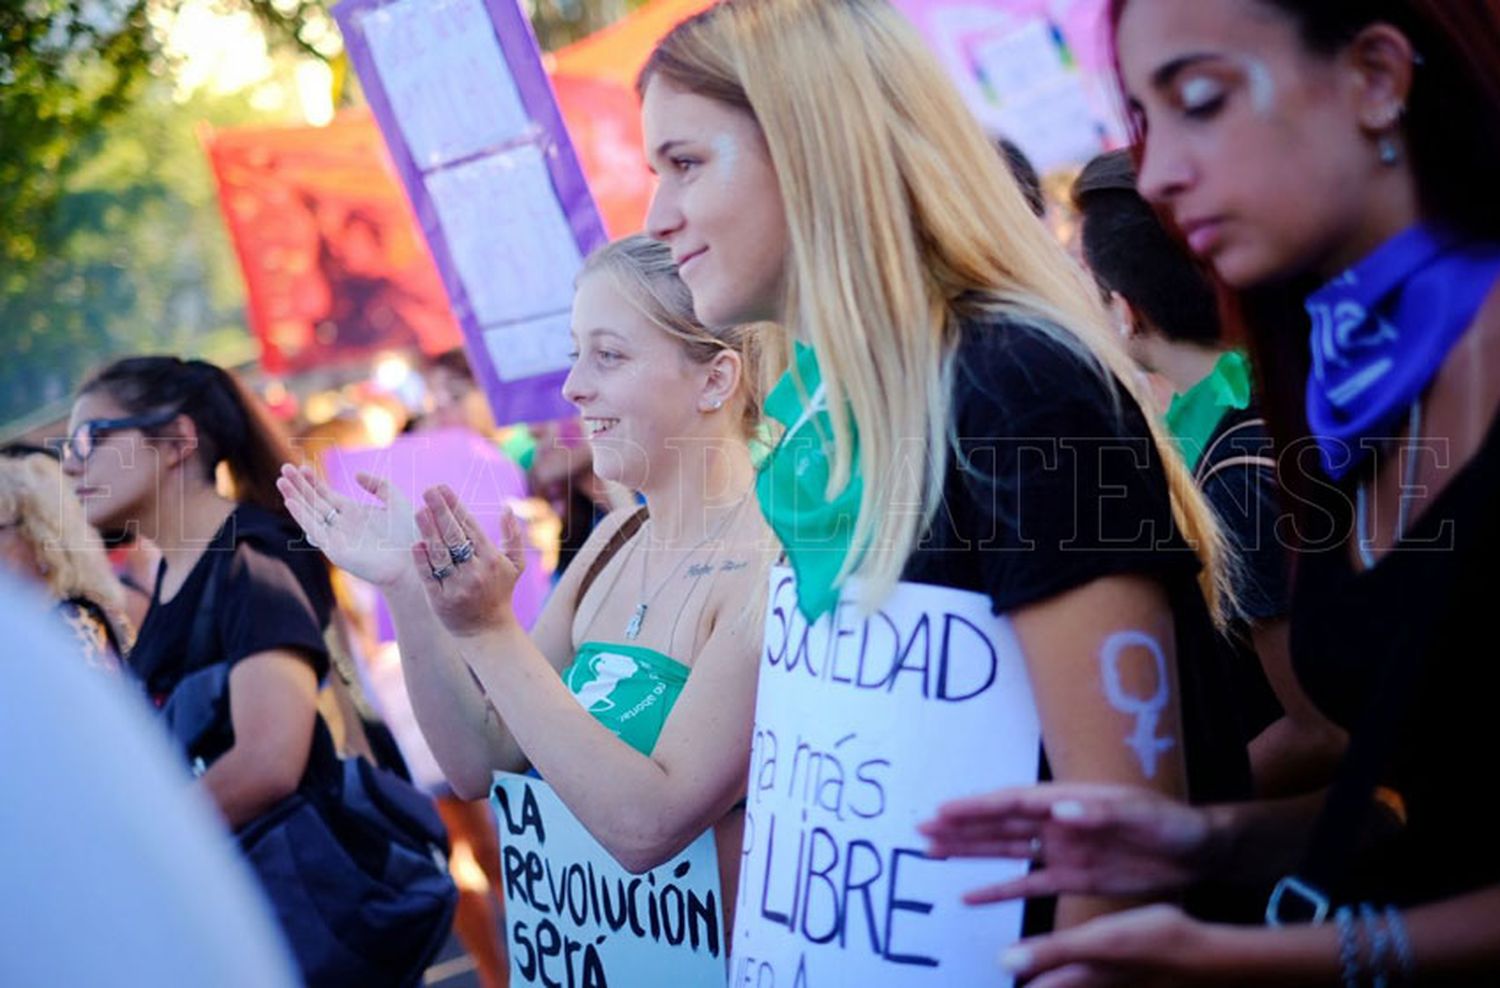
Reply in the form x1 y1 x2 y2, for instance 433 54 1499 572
5 0 1498 984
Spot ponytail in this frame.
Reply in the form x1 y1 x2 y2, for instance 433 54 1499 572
79 356 294 515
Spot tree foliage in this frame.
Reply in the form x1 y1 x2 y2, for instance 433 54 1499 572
0 83 266 426
1 1 156 268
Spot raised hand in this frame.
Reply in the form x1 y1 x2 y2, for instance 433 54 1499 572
277 464 419 588
918 783 1214 903
410 484 528 637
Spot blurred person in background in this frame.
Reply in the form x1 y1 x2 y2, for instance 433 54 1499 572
1071 149 1345 796
60 356 392 984
62 355 334 832
0 570 298 988
0 446 131 671
998 136 1048 220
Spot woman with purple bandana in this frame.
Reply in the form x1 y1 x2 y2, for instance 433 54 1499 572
920 0 1500 982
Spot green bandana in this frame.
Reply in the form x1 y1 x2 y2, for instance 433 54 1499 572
1164 349 1254 472
755 343 862 622
561 642 689 756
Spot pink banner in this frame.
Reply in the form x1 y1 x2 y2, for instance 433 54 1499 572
320 427 550 638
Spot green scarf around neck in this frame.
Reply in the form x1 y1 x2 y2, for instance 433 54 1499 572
754 342 862 622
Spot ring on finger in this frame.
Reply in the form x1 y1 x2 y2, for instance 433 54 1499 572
322 507 339 526
1027 836 1044 859
448 540 476 565
431 562 456 583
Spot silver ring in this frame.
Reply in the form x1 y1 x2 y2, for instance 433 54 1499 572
448 540 476 565
430 562 456 582
322 507 339 526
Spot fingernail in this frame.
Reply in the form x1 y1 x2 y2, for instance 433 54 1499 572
1053 800 1086 821
999 946 1031 972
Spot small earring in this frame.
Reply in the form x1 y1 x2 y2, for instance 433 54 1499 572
1378 135 1401 166
709 398 724 410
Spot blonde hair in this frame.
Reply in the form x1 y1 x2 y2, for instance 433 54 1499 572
579 233 768 441
0 454 133 646
642 0 1234 621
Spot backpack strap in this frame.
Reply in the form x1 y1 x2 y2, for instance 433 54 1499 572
574 506 649 609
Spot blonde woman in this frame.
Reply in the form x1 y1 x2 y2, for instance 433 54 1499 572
637 0 1251 941
278 235 777 923
0 450 131 670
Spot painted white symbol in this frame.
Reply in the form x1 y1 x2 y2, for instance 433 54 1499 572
573 651 639 713
1310 297 1400 403
1099 631 1175 778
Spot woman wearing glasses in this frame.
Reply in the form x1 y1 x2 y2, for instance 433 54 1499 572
61 356 335 834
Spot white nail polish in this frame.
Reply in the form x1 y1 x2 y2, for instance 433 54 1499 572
999 946 1032 972
1053 800 1086 821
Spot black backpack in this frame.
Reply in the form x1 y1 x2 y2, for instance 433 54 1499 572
158 531 457 988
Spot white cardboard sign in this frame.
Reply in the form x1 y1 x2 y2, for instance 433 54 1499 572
494 772 726 987
732 568 1041 987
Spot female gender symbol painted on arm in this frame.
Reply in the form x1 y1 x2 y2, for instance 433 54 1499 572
1099 631 1175 778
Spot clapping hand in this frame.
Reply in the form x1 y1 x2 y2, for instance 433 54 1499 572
409 485 528 638
277 465 418 588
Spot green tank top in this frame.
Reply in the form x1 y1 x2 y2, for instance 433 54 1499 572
560 641 691 756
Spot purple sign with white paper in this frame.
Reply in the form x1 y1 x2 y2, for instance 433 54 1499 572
334 0 608 424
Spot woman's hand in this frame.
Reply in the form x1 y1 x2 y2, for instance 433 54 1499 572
1001 904 1226 987
277 465 418 588
919 782 1215 903
411 484 527 637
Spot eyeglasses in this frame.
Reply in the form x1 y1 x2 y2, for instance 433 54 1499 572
52 408 180 464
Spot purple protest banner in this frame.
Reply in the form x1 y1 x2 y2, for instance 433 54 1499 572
333 0 609 425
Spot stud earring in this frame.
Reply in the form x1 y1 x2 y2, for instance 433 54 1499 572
1378 135 1401 166
709 398 724 410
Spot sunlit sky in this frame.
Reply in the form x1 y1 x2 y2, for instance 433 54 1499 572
153 0 335 124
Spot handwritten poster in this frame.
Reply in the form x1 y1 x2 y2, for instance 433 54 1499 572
493 773 726 987
967 18 1105 170
360 0 531 167
732 569 1040 987
424 148 584 326
891 0 1122 170
335 0 607 424
484 312 577 383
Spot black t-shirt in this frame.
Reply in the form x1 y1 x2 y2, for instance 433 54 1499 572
902 318 1253 808
130 503 333 706
1291 407 1500 907
1197 407 1291 739
1198 407 1291 623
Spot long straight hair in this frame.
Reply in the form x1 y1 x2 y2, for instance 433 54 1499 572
644 0 1234 618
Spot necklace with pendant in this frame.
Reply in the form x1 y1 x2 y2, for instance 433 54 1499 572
625 493 750 641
